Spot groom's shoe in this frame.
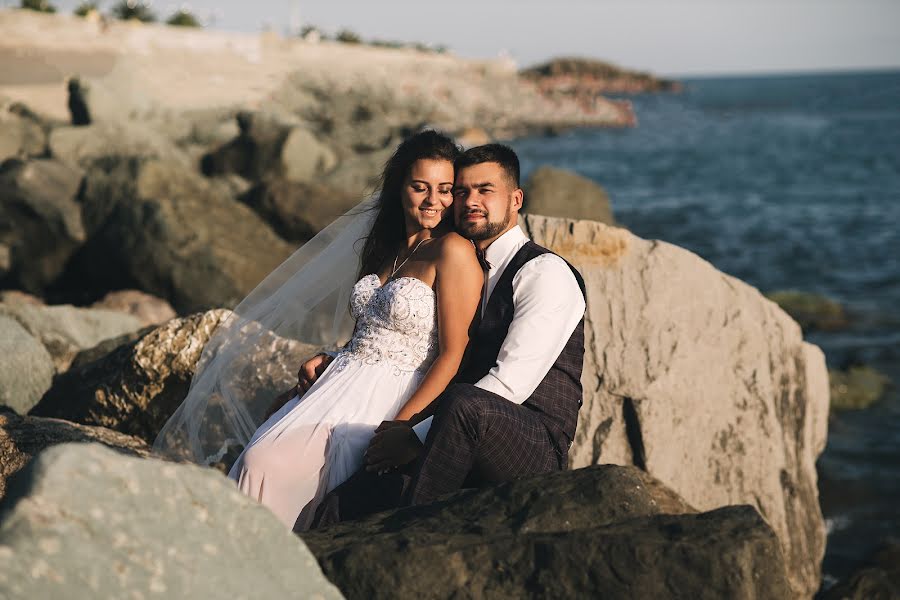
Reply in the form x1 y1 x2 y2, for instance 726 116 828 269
308 467 411 529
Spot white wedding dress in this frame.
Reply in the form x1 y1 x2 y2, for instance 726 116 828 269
227 273 438 531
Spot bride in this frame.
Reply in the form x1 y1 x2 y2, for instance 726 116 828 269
154 130 483 531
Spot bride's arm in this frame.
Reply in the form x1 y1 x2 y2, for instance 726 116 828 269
392 233 482 422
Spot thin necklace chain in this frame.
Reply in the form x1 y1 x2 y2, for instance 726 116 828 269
391 237 432 278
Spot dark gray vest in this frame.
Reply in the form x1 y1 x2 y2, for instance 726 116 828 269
458 241 586 454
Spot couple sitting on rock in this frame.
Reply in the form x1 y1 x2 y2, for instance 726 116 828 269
154 132 586 531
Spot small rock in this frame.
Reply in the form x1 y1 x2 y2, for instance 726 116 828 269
280 126 338 182
456 126 491 149
0 290 44 306
766 290 850 332
829 365 891 411
0 443 343 599
523 165 615 224
0 316 54 415
91 290 177 327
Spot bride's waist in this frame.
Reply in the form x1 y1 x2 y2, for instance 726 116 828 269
336 336 436 374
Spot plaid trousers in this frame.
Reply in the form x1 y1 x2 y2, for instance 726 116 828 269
309 383 564 528
404 382 563 506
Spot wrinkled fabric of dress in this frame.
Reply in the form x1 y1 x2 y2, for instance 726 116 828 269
228 274 438 531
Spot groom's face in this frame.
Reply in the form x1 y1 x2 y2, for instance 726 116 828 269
452 162 523 243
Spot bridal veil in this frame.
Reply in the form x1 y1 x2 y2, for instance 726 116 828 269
153 198 378 469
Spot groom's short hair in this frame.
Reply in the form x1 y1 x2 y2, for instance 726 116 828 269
455 144 520 188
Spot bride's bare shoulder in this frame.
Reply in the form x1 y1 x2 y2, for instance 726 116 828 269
435 231 476 254
434 231 479 268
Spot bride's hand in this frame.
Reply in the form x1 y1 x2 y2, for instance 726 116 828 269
297 353 334 392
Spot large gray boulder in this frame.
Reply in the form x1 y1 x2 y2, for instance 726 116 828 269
62 158 294 313
240 178 362 243
303 466 789 599
0 443 343 599
522 214 830 597
523 165 615 224
0 300 143 372
0 316 54 415
200 112 336 183
0 158 85 293
0 411 150 501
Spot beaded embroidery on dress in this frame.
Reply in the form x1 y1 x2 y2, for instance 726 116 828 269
227 274 438 531
334 274 438 375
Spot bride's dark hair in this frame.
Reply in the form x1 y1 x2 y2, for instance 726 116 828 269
358 130 462 278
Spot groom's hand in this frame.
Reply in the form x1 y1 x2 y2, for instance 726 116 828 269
365 422 422 474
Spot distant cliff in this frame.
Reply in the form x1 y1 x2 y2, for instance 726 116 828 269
522 57 682 99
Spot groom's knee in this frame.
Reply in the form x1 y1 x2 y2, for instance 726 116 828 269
438 383 492 422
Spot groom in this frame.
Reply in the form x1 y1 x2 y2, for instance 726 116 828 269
310 143 587 524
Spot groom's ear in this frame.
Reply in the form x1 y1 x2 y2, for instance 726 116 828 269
511 188 524 211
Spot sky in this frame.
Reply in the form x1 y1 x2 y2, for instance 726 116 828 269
40 0 900 76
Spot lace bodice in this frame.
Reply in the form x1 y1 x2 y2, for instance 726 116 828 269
333 274 438 375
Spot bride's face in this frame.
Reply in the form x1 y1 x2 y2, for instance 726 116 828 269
401 159 455 233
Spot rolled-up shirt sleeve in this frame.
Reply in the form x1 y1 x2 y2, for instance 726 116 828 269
473 254 585 404
411 253 585 444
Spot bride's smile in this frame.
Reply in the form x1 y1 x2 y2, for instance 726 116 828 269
402 158 455 232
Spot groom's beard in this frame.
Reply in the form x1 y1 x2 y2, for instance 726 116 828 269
456 207 512 241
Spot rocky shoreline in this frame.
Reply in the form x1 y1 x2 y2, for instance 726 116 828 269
1 215 831 597
0 8 838 599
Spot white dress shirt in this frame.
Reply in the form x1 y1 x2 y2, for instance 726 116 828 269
412 224 586 442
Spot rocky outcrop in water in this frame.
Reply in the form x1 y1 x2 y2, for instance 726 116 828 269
766 290 850 332
522 214 830 597
522 57 682 96
0 443 343 599
523 165 615 224
303 465 789 599
829 365 891 411
822 540 900 600
0 411 150 500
